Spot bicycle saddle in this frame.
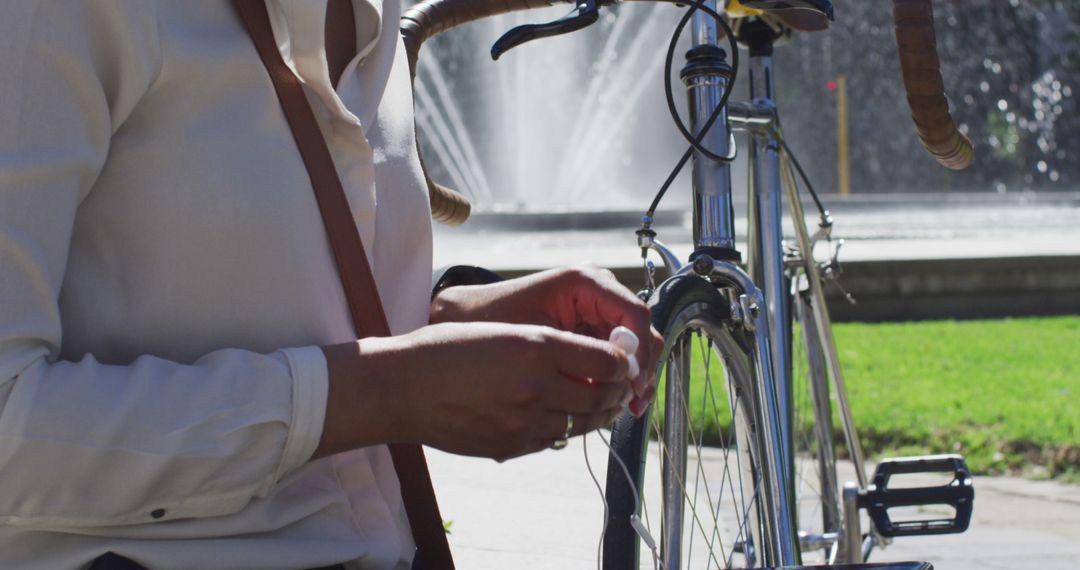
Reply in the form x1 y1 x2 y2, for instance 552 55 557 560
741 0 832 17
740 0 833 31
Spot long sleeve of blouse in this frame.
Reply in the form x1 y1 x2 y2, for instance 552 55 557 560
0 0 329 528
0 1 432 566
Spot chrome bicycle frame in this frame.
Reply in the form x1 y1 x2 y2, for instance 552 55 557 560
643 2 871 566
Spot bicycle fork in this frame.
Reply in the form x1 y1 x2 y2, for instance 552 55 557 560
677 8 878 566
647 4 863 566
678 6 807 565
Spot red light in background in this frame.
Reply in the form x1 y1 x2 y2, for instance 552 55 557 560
826 79 838 92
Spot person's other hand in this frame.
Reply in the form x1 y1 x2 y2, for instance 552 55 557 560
430 266 662 416
363 322 631 461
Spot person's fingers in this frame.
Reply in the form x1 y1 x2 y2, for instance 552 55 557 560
572 406 622 435
636 326 664 396
563 267 656 391
505 440 555 461
542 327 629 384
541 374 629 414
560 267 646 329
493 405 623 461
629 384 656 417
533 407 622 446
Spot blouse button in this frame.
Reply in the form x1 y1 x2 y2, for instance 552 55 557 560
151 508 166 519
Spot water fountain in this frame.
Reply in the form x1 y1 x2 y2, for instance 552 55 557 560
415 3 695 215
417 0 1080 296
413 0 1078 215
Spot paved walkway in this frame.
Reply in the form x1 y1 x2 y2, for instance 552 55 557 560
433 192 1080 270
427 192 1080 568
427 436 1080 569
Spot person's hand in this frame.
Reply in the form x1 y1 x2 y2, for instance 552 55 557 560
430 265 662 416
316 322 631 462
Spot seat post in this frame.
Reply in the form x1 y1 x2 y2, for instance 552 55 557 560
738 18 801 540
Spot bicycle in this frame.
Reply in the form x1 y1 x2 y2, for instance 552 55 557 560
401 0 976 568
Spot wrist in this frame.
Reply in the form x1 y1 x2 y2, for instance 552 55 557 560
429 265 504 324
430 285 479 324
312 337 413 459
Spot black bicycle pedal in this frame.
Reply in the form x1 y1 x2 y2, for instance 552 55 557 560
857 454 974 538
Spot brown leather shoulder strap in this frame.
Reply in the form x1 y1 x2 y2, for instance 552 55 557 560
232 2 454 568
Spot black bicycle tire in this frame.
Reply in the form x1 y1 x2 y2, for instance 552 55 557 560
602 275 769 569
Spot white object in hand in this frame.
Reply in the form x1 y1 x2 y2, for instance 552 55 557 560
609 326 640 380
609 326 639 354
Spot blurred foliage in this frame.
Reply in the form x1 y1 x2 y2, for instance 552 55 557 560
415 0 1078 203
777 0 1079 193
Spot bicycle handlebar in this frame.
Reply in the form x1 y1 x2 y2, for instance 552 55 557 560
406 0 972 223
402 0 575 224
893 0 974 170
402 0 569 76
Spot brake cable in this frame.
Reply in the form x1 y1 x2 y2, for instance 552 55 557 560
776 131 831 227
638 0 740 268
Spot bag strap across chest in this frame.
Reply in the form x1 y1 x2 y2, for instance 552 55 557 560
232 2 454 567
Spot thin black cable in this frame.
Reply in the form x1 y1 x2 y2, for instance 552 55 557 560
776 134 830 222
662 3 738 163
646 146 695 220
645 0 739 219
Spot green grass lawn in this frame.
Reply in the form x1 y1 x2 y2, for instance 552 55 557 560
672 316 1080 480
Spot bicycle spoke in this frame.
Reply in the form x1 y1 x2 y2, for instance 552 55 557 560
647 333 744 569
700 336 743 567
679 344 727 570
722 352 756 567
703 338 742 565
608 278 776 570
667 337 725 569
700 339 727 563
686 338 706 565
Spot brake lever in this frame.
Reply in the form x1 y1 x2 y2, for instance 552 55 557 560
491 0 600 61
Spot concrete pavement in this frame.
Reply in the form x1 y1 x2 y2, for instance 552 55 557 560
425 192 1080 567
433 192 1080 270
426 435 1080 569
433 192 1080 320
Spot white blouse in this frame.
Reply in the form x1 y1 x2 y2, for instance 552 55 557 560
0 0 432 568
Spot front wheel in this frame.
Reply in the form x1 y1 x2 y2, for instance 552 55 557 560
602 275 786 569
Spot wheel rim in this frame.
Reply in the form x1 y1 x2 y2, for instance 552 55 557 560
791 286 843 563
634 301 766 569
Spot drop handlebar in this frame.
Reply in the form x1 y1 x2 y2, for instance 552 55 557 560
893 0 974 170
405 0 974 225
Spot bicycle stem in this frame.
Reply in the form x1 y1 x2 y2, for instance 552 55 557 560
684 5 738 259
665 13 803 565
682 15 798 519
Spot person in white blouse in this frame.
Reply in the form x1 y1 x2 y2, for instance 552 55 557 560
0 1 659 569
